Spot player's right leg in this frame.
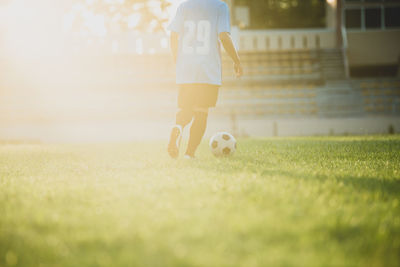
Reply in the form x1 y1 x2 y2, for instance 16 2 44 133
176 108 194 128
185 108 209 158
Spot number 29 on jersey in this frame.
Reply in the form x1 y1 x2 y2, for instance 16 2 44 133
182 20 211 55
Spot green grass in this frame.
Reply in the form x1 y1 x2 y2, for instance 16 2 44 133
1 136 400 267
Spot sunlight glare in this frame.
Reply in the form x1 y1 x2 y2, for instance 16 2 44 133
1 0 184 142
161 37 168 49
82 11 107 37
128 13 141 29
136 38 144 54
112 40 119 53
326 0 336 7
63 13 76 32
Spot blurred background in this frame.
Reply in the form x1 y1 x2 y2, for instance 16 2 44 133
0 0 399 143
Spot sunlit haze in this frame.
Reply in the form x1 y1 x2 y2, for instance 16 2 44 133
0 0 399 143
0 0 185 142
1 1 399 266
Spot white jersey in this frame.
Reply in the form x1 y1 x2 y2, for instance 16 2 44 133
167 0 231 86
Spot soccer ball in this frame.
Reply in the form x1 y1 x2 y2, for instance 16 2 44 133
209 132 237 157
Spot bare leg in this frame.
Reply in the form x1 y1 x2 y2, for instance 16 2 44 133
185 108 209 157
168 108 194 158
176 108 194 129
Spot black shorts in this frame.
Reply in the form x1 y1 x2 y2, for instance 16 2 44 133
178 84 220 109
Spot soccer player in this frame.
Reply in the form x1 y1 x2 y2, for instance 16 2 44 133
167 0 243 159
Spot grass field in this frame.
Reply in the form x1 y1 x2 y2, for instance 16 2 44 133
1 136 400 267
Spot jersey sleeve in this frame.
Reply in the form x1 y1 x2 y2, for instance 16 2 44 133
217 3 231 34
167 4 184 34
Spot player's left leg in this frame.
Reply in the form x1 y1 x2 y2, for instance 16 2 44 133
185 107 209 158
176 108 194 129
168 84 196 159
168 108 194 159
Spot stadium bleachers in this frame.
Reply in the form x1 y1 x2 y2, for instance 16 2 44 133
47 28 399 118
213 48 328 117
217 48 399 118
356 79 400 115
25 46 399 119
215 81 318 116
223 50 322 81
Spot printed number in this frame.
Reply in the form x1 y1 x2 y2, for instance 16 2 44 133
182 20 211 55
182 21 195 54
196 20 211 54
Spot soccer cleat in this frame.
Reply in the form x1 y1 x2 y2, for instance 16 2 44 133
168 125 182 159
183 154 195 160
183 154 196 160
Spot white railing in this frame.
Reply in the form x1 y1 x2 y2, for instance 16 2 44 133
68 28 338 55
341 26 350 78
235 28 336 51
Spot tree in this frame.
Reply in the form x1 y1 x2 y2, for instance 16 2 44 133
235 0 326 29
65 0 172 36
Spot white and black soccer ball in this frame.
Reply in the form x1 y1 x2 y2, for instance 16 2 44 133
209 132 237 157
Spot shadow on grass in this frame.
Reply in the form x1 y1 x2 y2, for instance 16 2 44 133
264 169 400 197
189 138 400 197
192 154 400 197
